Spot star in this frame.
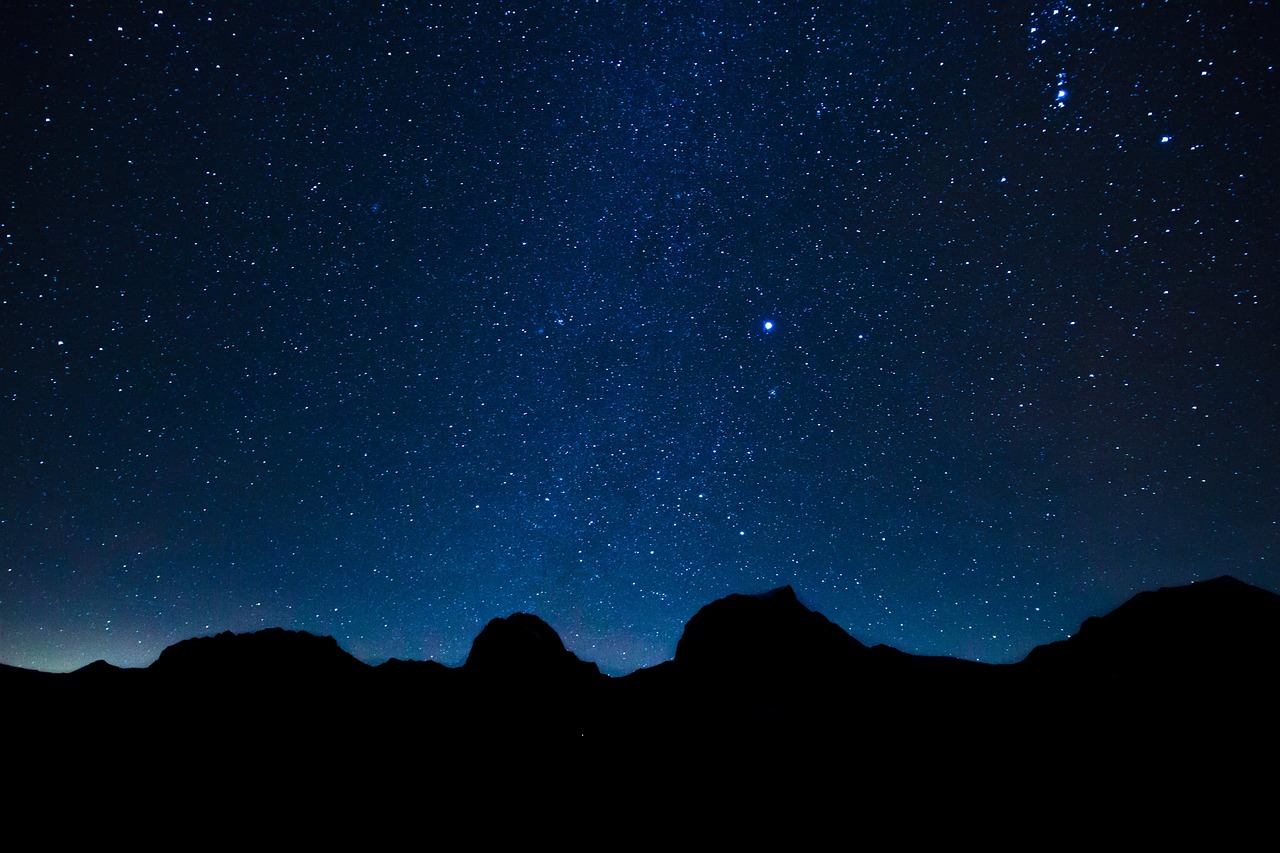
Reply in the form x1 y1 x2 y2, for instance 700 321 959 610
2 0 1274 677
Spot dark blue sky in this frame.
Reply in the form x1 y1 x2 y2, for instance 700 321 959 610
4 1 1276 673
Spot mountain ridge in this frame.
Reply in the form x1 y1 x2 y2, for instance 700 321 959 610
5 574 1276 680
5 574 1276 815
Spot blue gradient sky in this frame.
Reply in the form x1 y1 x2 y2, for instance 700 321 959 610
3 1 1276 674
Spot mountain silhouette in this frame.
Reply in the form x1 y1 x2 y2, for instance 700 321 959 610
465 611 601 682
1012 575 1280 755
150 627 370 684
1020 575 1280 680
674 584 868 675
4 574 1277 821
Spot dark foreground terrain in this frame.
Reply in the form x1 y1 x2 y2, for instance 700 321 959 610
5 576 1276 832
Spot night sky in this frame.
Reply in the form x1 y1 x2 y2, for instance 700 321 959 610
3 1 1276 674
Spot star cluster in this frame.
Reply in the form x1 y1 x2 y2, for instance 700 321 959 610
3 1 1276 673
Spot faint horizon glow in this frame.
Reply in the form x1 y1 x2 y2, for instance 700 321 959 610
2 1 1275 676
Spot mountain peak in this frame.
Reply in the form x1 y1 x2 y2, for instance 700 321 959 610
1021 574 1280 677
674 584 866 676
149 627 368 681
464 612 599 679
755 584 798 602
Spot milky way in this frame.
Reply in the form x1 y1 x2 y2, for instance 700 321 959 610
3 1 1276 673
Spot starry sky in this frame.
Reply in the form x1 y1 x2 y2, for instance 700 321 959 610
3 1 1277 674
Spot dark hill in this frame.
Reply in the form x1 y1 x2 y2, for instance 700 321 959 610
1020 575 1280 679
4 574 1277 806
656 585 873 735
149 626 370 684
464 611 600 682
460 612 606 745
674 584 868 676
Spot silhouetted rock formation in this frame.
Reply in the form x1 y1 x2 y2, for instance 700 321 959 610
150 627 368 683
1020 575 1280 681
4 574 1277 812
73 659 125 678
458 613 606 747
675 585 868 677
1013 575 1280 754
619 585 868 745
465 612 601 682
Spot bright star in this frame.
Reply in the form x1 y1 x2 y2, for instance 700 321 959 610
763 320 774 331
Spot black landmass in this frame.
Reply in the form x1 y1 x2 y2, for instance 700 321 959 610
5 575 1277 823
